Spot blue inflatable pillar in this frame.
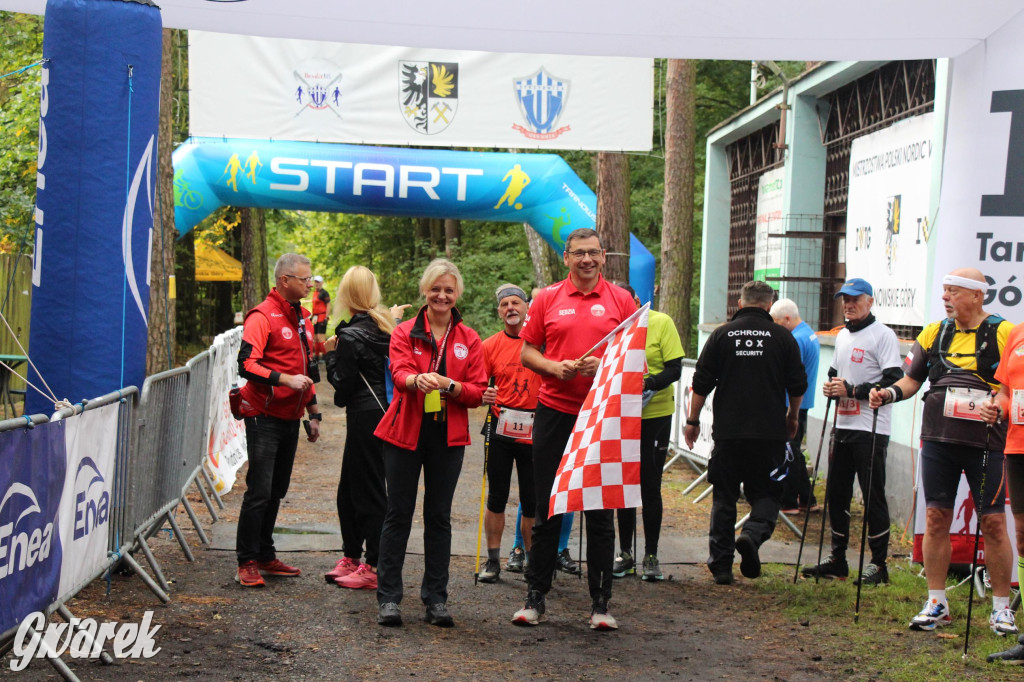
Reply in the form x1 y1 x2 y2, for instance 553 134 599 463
27 0 162 414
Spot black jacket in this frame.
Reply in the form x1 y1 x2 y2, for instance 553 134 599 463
325 312 391 414
691 306 807 442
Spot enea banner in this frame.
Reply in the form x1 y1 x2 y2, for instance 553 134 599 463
845 113 933 327
188 32 653 151
753 168 785 282
934 11 1024 320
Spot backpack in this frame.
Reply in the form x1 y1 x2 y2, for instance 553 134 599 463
925 314 1004 386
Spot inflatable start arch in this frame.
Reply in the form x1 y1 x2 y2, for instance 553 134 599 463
173 137 655 302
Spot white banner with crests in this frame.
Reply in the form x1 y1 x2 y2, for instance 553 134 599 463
934 11 1024 320
188 31 653 152
844 113 933 327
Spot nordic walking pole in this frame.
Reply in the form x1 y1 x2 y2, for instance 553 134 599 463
813 402 841 584
474 377 496 584
854 407 879 623
963 424 991 659
794 397 833 583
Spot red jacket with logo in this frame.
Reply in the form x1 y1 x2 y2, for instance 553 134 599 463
374 306 487 450
237 288 317 420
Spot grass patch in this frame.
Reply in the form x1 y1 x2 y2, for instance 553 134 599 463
754 559 1022 680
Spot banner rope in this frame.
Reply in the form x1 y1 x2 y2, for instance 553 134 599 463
0 57 47 81
121 65 134 389
0 308 60 405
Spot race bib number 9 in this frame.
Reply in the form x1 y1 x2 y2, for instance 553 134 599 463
837 397 861 416
943 387 988 421
497 407 534 441
1012 389 1024 426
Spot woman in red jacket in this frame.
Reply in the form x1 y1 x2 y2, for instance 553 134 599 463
373 258 487 628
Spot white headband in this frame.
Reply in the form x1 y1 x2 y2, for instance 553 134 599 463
942 274 987 292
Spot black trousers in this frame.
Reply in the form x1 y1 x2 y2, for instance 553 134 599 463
706 439 784 573
236 415 299 564
827 432 891 565
617 415 671 557
337 407 387 566
376 419 465 606
781 409 816 508
526 404 615 604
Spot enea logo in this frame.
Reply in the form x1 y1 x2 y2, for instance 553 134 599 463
73 458 109 541
400 61 459 135
512 67 571 141
292 59 344 119
0 483 55 580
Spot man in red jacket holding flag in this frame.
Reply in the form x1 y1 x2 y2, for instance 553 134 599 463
511 228 637 631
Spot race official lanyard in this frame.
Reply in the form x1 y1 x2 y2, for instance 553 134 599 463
429 317 454 373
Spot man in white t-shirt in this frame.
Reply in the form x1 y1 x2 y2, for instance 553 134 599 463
801 278 903 586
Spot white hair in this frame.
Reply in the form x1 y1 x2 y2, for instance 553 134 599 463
273 253 311 279
770 298 800 320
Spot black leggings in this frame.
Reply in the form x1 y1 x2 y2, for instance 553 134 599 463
617 415 671 556
486 436 536 515
336 408 387 566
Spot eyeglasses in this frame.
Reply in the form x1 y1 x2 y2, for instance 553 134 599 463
283 274 313 284
566 249 602 259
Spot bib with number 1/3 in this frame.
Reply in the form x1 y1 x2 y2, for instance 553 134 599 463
943 386 989 421
837 396 861 416
496 407 534 441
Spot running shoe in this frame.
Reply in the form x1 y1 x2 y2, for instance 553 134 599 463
324 556 359 583
641 554 665 581
612 551 635 578
735 534 761 579
256 558 301 576
425 603 454 628
478 558 501 584
557 548 581 575
377 602 402 627
801 553 849 580
235 560 265 588
512 590 546 626
991 607 1019 637
590 600 619 631
507 546 526 573
909 599 952 631
335 563 377 590
853 563 889 586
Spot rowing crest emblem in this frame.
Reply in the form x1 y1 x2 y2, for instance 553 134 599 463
399 61 459 135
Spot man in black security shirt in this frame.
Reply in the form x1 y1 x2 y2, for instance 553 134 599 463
684 281 807 585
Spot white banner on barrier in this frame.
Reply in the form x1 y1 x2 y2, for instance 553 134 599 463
57 403 118 597
672 364 715 465
206 328 247 495
188 31 654 151
845 113 933 327
753 168 785 282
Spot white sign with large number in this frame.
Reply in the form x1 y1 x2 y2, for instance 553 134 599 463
845 113 933 326
189 32 653 152
933 11 1024 320
753 168 785 282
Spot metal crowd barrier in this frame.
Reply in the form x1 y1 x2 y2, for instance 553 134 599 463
0 340 228 680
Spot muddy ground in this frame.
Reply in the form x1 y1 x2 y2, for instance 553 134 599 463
7 381 896 681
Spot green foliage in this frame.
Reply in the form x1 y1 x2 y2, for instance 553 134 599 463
0 12 43 251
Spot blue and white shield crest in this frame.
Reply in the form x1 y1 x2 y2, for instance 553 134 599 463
513 68 571 139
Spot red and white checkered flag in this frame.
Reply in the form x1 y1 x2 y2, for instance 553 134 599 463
549 304 649 516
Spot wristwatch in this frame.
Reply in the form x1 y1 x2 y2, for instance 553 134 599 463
444 380 456 393
686 419 700 427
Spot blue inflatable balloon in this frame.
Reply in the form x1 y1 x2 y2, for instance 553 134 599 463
173 137 655 304
27 0 162 413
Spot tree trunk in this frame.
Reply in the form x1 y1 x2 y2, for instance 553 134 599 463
524 224 558 289
660 59 697 353
146 28 178 374
240 206 268 313
175 230 199 347
444 218 460 258
596 152 630 283
429 219 443 258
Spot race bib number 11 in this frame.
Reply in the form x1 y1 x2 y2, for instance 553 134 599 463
497 407 534 441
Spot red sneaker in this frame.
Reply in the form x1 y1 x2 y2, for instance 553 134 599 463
324 556 360 583
335 563 378 590
236 561 266 587
256 558 301 576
